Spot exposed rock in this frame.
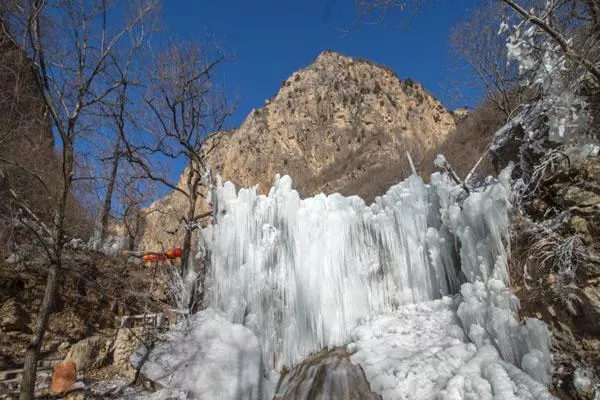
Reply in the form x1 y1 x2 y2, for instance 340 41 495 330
5 253 24 265
63 393 85 400
559 185 600 212
0 299 31 333
65 335 111 372
58 341 70 352
511 156 600 398
581 285 600 334
570 216 592 244
139 51 457 250
274 348 381 400
113 327 148 381
451 108 469 122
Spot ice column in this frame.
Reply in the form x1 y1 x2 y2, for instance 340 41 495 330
204 174 460 369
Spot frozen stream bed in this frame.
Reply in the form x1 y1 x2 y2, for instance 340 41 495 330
124 171 558 399
130 299 555 400
347 297 554 400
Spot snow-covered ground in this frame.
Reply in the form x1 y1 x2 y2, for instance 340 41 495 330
130 309 264 400
127 299 554 400
348 297 555 400
129 171 556 399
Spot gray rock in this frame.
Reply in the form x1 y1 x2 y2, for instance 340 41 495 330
275 348 381 400
5 253 23 264
562 186 600 208
65 335 111 371
112 327 148 381
581 285 600 334
0 299 31 333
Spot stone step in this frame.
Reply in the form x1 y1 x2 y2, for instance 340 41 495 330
120 312 165 328
0 359 59 394
0 377 20 395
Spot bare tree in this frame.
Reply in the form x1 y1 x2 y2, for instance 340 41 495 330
502 0 600 85
1 1 158 398
96 135 123 247
119 179 151 251
448 1 531 120
356 0 600 86
93 82 129 250
122 40 232 311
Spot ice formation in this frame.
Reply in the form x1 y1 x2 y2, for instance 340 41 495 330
347 298 554 400
204 173 460 369
201 172 554 396
131 309 263 400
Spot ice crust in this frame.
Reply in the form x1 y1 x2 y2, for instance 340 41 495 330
202 172 554 395
347 298 554 400
131 309 263 400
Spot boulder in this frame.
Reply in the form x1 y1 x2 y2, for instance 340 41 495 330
570 216 592 244
113 327 148 381
563 186 600 207
275 348 382 400
65 335 111 371
581 285 600 334
132 309 263 400
0 299 31 333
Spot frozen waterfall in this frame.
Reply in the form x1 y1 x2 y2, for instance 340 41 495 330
200 171 553 395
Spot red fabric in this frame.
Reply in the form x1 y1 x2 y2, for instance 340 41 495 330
165 248 183 259
51 361 76 393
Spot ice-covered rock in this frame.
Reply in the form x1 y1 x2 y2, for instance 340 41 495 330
200 172 554 396
132 309 263 400
204 173 461 369
66 335 112 371
275 347 381 400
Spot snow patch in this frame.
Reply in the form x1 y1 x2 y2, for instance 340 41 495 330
348 299 555 400
202 172 553 392
131 309 263 400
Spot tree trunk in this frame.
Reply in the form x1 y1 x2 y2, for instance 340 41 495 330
181 195 196 268
98 135 121 248
181 169 199 311
19 260 58 400
20 139 73 400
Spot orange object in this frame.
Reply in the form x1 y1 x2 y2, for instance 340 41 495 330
142 248 183 268
51 361 76 393
143 253 165 261
165 248 183 259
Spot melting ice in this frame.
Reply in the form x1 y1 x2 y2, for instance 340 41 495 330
200 172 555 399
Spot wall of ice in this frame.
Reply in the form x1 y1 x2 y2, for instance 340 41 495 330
201 171 551 384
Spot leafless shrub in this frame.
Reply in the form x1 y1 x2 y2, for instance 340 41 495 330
527 231 586 314
514 147 571 207
160 261 203 321
419 99 508 180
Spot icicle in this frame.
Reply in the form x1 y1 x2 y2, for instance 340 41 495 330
203 170 552 386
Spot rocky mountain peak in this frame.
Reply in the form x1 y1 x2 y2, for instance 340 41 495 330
207 50 456 199
139 51 458 250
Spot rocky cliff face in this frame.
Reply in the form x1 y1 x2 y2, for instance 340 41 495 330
208 50 456 201
139 50 458 250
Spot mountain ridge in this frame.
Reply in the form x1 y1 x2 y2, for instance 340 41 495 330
139 50 459 250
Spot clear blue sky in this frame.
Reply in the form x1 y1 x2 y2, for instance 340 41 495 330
162 0 477 129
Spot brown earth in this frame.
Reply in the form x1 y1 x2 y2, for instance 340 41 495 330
0 246 166 374
510 156 600 399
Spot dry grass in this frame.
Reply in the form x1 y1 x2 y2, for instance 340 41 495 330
419 100 508 181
